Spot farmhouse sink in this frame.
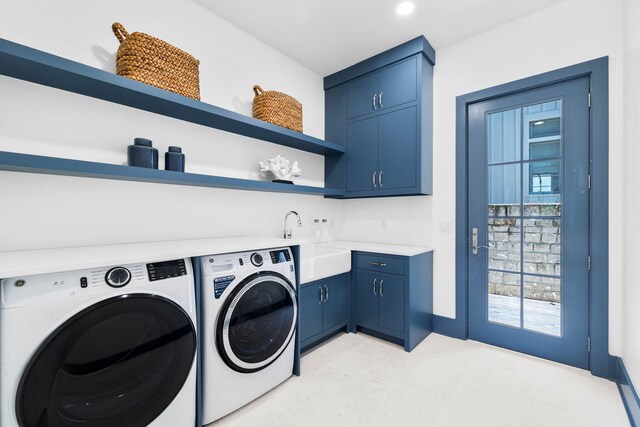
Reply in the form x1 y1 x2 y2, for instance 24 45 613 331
299 244 351 284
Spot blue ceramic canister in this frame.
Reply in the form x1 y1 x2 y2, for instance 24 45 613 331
165 146 185 172
127 138 158 169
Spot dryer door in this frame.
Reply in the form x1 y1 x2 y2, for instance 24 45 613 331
217 271 297 373
16 294 196 427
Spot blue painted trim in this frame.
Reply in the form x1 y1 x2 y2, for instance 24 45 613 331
300 323 349 353
0 151 344 197
0 38 344 156
323 36 435 89
613 356 640 426
452 57 610 377
190 257 203 427
291 245 301 376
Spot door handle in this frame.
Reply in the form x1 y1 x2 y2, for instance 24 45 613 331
373 171 377 188
380 279 384 298
325 285 329 302
319 286 323 304
373 278 377 296
472 227 490 255
379 170 383 188
372 93 378 110
379 92 383 108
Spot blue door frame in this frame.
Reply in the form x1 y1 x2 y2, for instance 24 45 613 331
432 57 612 379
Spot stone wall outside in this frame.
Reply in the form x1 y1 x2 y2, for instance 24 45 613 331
488 204 561 303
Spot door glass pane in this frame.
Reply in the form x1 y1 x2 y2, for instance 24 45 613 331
524 275 561 336
485 99 563 335
488 219 521 272
487 108 521 164
488 272 521 327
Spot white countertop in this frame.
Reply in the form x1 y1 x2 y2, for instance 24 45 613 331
325 240 434 257
0 237 433 278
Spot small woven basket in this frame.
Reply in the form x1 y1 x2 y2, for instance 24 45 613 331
112 22 201 100
252 85 303 133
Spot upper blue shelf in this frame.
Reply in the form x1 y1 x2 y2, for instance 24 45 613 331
0 38 344 156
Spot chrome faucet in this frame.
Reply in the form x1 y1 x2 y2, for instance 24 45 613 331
283 211 302 239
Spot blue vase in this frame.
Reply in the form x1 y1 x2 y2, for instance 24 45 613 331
128 138 158 169
165 146 185 172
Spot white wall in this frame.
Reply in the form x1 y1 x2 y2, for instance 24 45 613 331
0 0 340 250
622 0 640 391
338 0 625 355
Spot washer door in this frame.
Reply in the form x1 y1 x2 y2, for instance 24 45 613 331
217 271 297 373
16 294 196 427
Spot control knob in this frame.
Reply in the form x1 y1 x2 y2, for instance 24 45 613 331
250 253 264 267
105 267 132 288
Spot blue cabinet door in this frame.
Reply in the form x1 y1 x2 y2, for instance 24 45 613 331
378 106 417 191
346 116 378 193
377 274 405 333
378 57 417 111
299 283 324 342
355 271 378 326
346 73 378 119
322 275 349 330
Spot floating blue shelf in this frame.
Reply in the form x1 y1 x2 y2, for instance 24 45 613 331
0 38 345 156
0 151 344 197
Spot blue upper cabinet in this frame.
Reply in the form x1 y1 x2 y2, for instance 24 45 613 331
324 36 435 198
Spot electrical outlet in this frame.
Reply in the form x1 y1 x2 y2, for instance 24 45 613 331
381 219 387 229
439 221 453 233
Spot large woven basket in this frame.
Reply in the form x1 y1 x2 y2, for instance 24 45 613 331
112 22 200 100
252 85 303 133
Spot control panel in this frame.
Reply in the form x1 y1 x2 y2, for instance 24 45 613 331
202 247 293 275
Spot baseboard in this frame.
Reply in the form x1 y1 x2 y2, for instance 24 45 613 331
613 356 640 426
432 314 466 339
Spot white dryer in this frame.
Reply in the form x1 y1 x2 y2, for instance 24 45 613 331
0 258 197 427
200 247 297 424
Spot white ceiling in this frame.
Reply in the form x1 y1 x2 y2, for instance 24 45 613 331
196 0 567 76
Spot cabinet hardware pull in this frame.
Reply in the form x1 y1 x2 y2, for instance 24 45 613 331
379 170 383 188
319 286 323 304
325 285 329 302
373 171 377 188
380 279 384 298
373 278 377 296
379 91 383 108
372 93 377 110
370 261 387 267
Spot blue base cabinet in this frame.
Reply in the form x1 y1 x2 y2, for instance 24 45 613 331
299 273 350 352
324 36 435 198
351 251 433 352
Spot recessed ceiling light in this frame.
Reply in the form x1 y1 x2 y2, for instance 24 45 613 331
396 2 415 16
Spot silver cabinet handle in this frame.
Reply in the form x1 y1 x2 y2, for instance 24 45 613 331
319 286 323 304
379 170 383 188
373 171 377 188
380 279 384 298
472 227 490 255
325 285 328 302
370 261 387 267
373 278 377 296
379 92 383 108
372 93 377 110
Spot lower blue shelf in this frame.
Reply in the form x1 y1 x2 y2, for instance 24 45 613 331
0 151 344 197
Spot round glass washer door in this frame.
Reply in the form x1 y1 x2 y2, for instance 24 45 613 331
216 271 297 373
16 294 196 427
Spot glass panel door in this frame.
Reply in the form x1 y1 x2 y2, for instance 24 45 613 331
468 77 590 369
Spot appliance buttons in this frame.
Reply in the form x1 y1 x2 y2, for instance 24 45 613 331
250 253 264 267
80 277 88 288
239 258 244 266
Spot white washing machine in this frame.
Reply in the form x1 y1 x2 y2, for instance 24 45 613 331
0 258 197 427
200 247 297 424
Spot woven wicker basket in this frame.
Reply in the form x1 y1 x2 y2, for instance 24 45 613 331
252 85 303 133
112 22 200 100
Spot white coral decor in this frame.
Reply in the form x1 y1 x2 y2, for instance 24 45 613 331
259 155 302 181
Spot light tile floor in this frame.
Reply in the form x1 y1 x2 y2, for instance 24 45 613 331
211 333 628 427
